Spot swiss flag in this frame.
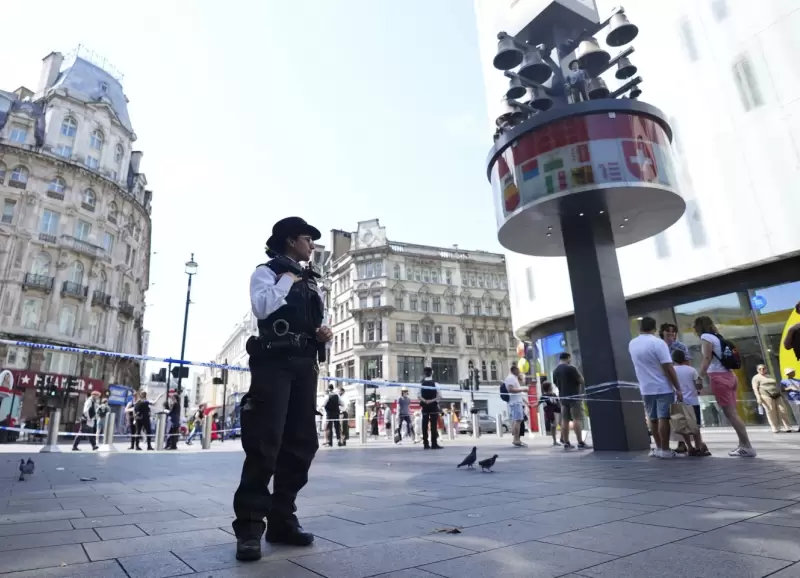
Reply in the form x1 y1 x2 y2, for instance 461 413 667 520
622 137 657 182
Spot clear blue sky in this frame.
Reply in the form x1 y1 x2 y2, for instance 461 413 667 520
0 0 501 367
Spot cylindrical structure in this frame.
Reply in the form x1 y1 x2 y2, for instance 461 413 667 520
360 417 368 444
201 413 213 449
446 413 456 440
154 413 167 451
98 413 117 452
472 414 481 439
496 414 504 437
39 409 62 453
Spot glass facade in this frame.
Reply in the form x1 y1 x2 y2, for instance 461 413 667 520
537 280 800 428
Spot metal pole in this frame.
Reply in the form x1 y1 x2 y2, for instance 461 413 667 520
360 416 368 444
39 408 61 453
201 413 213 449
154 413 166 451
496 413 504 437
97 412 117 452
447 412 455 440
176 259 194 405
221 359 227 444
472 413 481 439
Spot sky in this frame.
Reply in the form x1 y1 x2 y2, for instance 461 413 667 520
0 0 502 371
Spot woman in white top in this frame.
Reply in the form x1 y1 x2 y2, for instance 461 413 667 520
693 316 755 457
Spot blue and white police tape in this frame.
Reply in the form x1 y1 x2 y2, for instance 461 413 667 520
0 338 640 400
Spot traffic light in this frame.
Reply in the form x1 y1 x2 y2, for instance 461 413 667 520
171 366 189 379
473 371 480 391
183 395 189 409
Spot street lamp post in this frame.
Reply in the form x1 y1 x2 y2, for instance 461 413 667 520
176 254 198 411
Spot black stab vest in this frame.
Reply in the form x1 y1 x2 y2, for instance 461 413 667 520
256 258 324 340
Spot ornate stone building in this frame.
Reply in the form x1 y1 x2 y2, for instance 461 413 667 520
0 49 152 428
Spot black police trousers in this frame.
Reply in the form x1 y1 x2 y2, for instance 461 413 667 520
232 355 319 540
421 406 439 447
325 413 341 444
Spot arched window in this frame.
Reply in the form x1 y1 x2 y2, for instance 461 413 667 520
31 252 51 276
114 144 124 164
97 270 107 293
490 361 498 381
83 189 96 207
88 312 100 343
89 130 104 151
393 264 401 279
69 261 84 285
481 360 488 381
60 117 78 138
9 166 29 186
107 201 118 223
48 177 66 195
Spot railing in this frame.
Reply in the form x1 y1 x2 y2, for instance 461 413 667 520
60 235 106 259
46 190 65 200
61 281 88 299
23 273 54 291
92 290 112 307
81 202 96 212
8 179 26 190
119 301 134 317
38 233 57 244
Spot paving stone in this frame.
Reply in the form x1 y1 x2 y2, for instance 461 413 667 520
83 528 233 561
299 515 363 533
0 519 73 537
515 504 645 533
293 537 472 578
117 551 193 578
423 519 559 551
422 501 540 528
625 505 761 531
567 487 649 499
71 509 193 529
370 570 442 578
538 520 697 555
0 502 67 514
314 517 443 547
0 528 99 552
0 544 88 574
683 521 800 561
117 503 184 515
420 539 614 578
767 562 800 577
608 490 714 507
411 486 500 499
578 542 790 577
173 536 344 571
520 493 607 511
0 509 84 525
294 502 368 518
0 560 126 577
332 503 449 524
424 493 522 511
137 514 232 536
171 558 322 577
80 506 123 517
95 525 147 539
687 495 797 513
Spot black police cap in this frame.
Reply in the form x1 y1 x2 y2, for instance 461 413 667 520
266 217 321 252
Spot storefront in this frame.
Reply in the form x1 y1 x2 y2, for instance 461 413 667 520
531 260 800 428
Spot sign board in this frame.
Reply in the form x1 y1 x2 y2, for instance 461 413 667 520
751 295 767 311
474 0 599 38
2 370 104 393
108 384 133 406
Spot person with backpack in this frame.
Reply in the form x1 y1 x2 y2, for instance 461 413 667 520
503 365 527 447
72 390 101 451
95 396 110 446
324 385 343 447
694 315 756 457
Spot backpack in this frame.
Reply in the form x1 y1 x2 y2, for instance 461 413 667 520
97 405 108 418
713 333 741 371
325 393 340 414
500 382 510 403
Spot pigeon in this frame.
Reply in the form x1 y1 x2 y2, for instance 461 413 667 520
457 447 477 469
18 458 34 481
478 454 498 473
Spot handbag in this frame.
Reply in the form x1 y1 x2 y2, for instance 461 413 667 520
670 403 698 436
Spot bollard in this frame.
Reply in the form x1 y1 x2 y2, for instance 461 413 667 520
155 413 167 451
39 409 62 453
447 413 456 440
201 413 213 449
360 417 368 444
472 413 481 439
496 413 504 437
97 413 118 452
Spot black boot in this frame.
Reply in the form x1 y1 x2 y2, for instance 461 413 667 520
266 520 314 546
236 539 262 561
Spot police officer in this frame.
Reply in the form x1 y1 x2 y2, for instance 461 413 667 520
232 217 332 562
419 367 443 450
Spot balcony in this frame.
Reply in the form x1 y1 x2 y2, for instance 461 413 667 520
46 190 65 201
62 281 88 299
92 290 112 308
38 233 57 244
60 235 107 260
81 202 96 213
8 179 26 190
23 273 54 292
119 301 135 318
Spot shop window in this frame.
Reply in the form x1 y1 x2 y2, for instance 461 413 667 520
750 281 800 379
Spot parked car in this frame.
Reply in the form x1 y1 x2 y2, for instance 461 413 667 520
458 414 509 435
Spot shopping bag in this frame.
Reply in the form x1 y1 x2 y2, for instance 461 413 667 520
670 403 698 435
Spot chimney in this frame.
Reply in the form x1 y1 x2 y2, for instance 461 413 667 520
130 151 143 173
37 52 64 95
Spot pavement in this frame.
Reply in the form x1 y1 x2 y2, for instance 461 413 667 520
3 428 800 577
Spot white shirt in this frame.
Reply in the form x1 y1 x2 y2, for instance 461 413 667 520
700 333 727 373
504 373 524 404
82 397 98 428
675 365 700 406
383 407 392 422
628 333 674 396
250 265 296 319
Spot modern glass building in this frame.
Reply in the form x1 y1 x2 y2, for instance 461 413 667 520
474 0 800 426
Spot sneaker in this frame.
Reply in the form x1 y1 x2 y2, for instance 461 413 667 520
728 446 757 458
552 440 561 447
563 442 573 450
577 442 591 450
648 448 658 457
658 450 674 459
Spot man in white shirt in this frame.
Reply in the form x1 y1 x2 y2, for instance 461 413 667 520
504 366 527 447
72 390 101 451
628 317 683 459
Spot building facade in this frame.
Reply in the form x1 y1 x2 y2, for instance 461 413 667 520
474 0 800 427
0 49 152 429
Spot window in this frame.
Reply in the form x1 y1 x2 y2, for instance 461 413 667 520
498 303 504 316
373 293 382 307
447 300 455 315
421 297 429 312
31 252 51 276
116 321 126 351
83 189 96 207
54 144 72 158
409 296 418 311
361 355 383 380
2 199 15 224
121 283 131 302
5 346 29 369
69 261 84 284
445 270 452 285
114 144 124 164
87 357 101 379
414 267 421 281
679 17 699 62
394 295 403 310
434 325 442 344
526 267 535 301
411 324 419 343
468 273 476 287
488 331 496 345
733 56 764 111
107 202 118 223
431 269 439 284
490 361 498 381
9 125 27 143
367 321 376 341
481 360 488 381
422 324 432 343
465 328 474 346
474 300 482 316
74 219 92 241
90 130 104 151
103 232 114 252
20 298 42 329
478 330 485 345
346 359 355 378
58 304 77 336
396 322 405 342
43 351 78 374
97 270 107 293
86 156 100 169
393 264 401 279
48 177 66 195
345 331 350 349
431 358 458 384
397 356 425 383
334 335 339 353
432 297 441 313
464 301 471 315
0 163 5 183
10 166 28 186
60 117 78 138
447 326 456 345
88 312 100 343
422 268 430 283
359 295 367 309
39 210 60 235
477 274 484 288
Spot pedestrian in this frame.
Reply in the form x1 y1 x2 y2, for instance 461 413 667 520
781 368 800 430
133 391 160 451
323 384 342 447
72 390 101 451
186 404 205 445
538 380 561 446
659 323 691 360
418 367 443 449
125 395 137 449
95 396 109 446
552 352 591 450
383 403 393 440
504 366 527 447
752 364 792 434
338 386 349 442
629 317 684 459
395 387 414 443
165 393 182 449
694 315 756 457
232 217 331 562
672 349 710 456
783 301 800 362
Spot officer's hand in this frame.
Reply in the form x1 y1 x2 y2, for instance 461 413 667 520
316 326 333 342
280 272 300 283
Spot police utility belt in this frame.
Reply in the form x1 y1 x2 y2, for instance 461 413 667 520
257 319 315 351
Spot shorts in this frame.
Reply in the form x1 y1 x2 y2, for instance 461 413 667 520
561 400 584 421
509 403 524 422
643 393 674 420
709 371 738 407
